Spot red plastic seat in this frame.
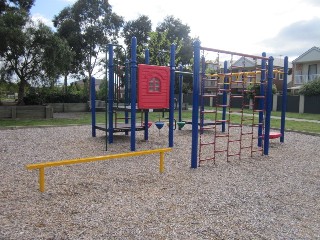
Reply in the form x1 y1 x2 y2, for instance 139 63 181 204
269 132 282 139
264 131 282 139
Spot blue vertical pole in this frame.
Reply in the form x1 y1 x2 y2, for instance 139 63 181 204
145 48 150 65
130 37 137 151
169 44 175 147
191 40 200 168
280 56 288 143
144 49 150 140
91 77 96 137
178 64 183 128
108 44 114 144
264 56 274 155
222 61 228 132
258 52 266 147
200 56 205 134
105 48 108 151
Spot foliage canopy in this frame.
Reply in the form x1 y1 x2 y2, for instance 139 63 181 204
53 0 124 95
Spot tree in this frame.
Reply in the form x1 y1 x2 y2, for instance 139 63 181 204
96 77 107 100
53 6 86 89
0 12 42 104
0 0 33 54
42 34 74 89
147 30 181 66
122 15 152 63
0 0 34 15
53 0 124 96
156 15 193 65
0 0 36 104
0 17 68 104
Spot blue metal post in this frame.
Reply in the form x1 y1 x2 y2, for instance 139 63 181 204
90 77 96 137
200 56 206 134
258 52 266 147
145 49 150 63
222 61 228 132
105 48 108 151
178 64 183 129
191 40 201 168
144 49 150 140
280 56 288 143
108 44 114 144
169 44 175 147
264 57 274 155
130 37 137 151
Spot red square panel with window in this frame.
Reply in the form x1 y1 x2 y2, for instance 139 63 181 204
138 64 170 109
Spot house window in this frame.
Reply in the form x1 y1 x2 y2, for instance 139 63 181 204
279 73 283 80
308 64 317 81
149 77 160 92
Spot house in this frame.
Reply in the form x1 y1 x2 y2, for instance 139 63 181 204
204 56 292 94
231 56 292 93
206 60 220 72
291 46 320 88
72 78 103 91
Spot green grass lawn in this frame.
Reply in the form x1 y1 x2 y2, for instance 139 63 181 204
0 113 94 127
1 110 319 134
240 108 320 121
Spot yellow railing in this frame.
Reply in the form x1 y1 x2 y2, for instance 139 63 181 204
26 148 172 192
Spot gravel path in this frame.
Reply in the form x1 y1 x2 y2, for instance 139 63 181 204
0 124 319 239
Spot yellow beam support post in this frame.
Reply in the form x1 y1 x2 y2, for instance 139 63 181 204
159 152 164 173
39 167 45 192
26 148 172 192
26 148 172 170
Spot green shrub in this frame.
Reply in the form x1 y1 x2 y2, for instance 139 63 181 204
23 92 45 105
298 78 320 96
96 79 107 100
246 83 277 99
23 87 88 105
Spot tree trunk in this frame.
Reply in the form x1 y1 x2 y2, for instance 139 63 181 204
84 71 91 102
50 77 55 89
17 79 27 105
64 73 68 94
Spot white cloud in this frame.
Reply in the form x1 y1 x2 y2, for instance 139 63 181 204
30 0 320 62
31 13 54 29
109 0 320 61
261 17 320 60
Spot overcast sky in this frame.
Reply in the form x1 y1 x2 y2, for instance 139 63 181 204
31 0 320 62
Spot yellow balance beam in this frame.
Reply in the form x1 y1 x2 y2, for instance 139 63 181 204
26 148 172 192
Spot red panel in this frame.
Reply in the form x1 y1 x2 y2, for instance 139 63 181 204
138 64 170 109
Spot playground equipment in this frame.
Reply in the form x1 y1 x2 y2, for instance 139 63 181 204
26 148 172 192
154 111 165 134
177 121 186 129
155 121 165 129
91 37 176 151
175 66 224 129
155 121 165 136
191 41 288 168
175 65 189 130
